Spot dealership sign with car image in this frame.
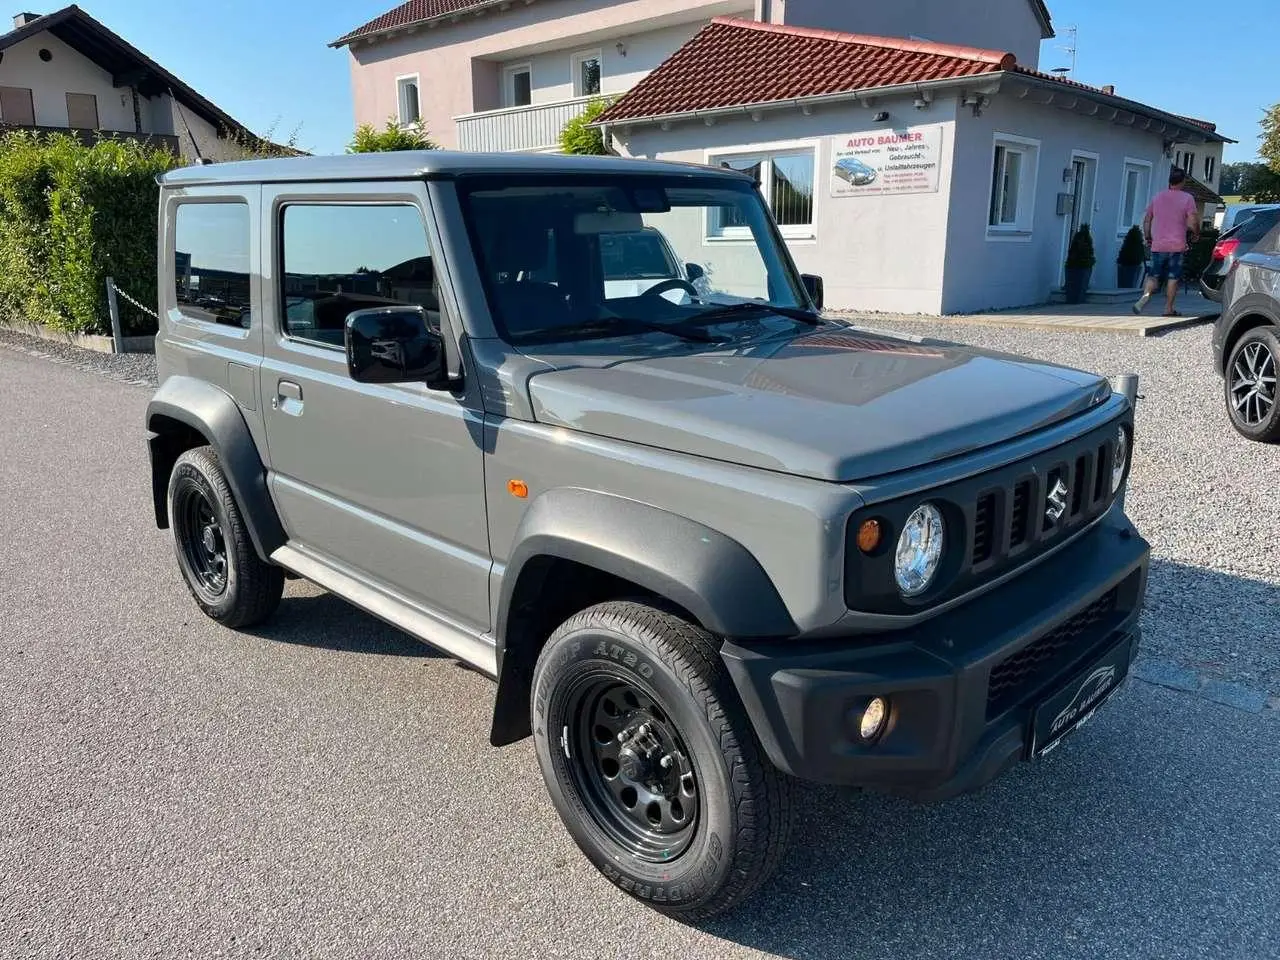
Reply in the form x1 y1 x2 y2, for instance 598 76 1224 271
830 125 943 197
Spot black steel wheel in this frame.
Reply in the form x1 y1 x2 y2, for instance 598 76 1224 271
565 674 700 862
168 446 284 628
1226 326 1280 443
532 601 793 921
173 482 228 600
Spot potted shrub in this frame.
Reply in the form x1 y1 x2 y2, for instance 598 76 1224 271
1116 226 1146 289
1064 224 1096 304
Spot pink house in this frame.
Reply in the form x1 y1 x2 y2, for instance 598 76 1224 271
331 0 1054 153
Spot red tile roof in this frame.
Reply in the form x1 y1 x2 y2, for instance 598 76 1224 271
332 0 500 47
596 19 1015 124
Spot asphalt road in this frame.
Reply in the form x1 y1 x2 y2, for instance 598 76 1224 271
2 329 1278 960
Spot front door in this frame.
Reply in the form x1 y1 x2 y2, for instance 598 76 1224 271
257 182 491 631
1061 153 1098 286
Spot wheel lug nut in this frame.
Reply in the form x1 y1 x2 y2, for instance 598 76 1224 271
660 755 673 769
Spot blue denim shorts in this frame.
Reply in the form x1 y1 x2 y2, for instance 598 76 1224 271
1150 251 1183 283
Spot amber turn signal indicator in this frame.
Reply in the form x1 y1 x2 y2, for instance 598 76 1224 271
856 519 882 553
507 479 529 499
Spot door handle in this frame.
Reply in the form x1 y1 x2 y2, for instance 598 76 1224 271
274 380 304 416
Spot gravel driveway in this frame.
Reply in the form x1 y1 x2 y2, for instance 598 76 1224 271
1 321 1277 959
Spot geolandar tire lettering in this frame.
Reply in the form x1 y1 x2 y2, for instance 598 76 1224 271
531 600 793 922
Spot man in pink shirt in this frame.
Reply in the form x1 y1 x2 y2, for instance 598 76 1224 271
1134 167 1200 316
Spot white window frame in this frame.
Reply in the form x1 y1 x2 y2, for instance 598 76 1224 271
503 63 532 108
986 133 1040 241
1204 155 1216 184
704 140 819 242
396 73 421 126
1117 157 1153 237
570 49 603 98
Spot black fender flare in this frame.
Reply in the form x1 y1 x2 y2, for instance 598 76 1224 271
489 488 797 745
145 376 286 562
1219 295 1280 373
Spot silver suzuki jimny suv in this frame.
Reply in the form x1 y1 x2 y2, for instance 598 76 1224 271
146 152 1149 920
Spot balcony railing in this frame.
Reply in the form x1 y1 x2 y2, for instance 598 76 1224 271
456 96 597 153
0 123 181 154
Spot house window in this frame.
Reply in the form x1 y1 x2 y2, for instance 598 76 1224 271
65 92 99 130
1118 159 1152 235
503 64 532 108
707 147 816 239
397 75 421 125
1178 150 1195 175
0 85 36 126
987 135 1039 237
571 50 602 97
1204 155 1216 183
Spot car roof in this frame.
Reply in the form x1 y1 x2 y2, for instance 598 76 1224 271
159 151 754 187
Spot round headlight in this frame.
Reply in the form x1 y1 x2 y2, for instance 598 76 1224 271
1111 426 1130 493
895 503 945 597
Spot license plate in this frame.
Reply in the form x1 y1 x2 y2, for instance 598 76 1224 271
1028 633 1133 759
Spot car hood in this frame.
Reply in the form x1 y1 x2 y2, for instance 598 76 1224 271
524 326 1110 482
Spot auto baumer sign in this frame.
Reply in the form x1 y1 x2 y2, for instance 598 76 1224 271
830 125 944 198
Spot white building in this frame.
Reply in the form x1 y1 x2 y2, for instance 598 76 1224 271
598 19 1231 313
333 0 1230 313
0 6 271 163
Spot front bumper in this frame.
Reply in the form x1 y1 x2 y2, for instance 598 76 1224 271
721 510 1149 802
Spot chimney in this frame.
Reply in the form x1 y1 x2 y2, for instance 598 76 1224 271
12 12 41 29
1101 84 1115 95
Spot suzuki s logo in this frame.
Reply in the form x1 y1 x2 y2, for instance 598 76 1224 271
1045 477 1069 525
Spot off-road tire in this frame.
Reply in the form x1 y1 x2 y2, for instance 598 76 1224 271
168 446 284 628
1225 326 1280 443
532 600 793 921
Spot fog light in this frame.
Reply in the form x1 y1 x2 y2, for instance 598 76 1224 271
858 696 888 742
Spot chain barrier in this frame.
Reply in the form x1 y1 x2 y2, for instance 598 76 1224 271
109 280 160 322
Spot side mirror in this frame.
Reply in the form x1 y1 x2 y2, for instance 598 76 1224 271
685 262 706 283
801 274 824 310
345 306 446 387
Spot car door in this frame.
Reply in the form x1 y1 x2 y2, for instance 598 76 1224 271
257 181 490 632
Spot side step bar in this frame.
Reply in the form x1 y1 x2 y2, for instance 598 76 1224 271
271 543 498 678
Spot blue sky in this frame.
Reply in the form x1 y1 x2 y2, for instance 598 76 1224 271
73 0 1275 160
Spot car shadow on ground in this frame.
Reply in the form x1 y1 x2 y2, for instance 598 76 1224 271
245 590 447 659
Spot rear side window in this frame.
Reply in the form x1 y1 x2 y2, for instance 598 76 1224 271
1237 209 1280 243
280 204 437 349
174 202 252 329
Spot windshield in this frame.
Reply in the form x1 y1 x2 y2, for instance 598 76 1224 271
458 175 809 345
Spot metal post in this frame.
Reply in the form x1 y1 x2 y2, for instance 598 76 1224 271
106 276 123 354
1111 373 1139 512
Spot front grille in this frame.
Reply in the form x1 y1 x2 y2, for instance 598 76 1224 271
971 493 996 564
844 415 1129 614
1009 481 1031 547
986 588 1119 717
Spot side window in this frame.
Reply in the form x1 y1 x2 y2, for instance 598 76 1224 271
280 204 437 349
174 202 252 329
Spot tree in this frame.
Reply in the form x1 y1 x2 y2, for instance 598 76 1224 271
1241 164 1280 203
559 98 616 156
348 118 438 153
1218 162 1250 195
1261 102 1280 173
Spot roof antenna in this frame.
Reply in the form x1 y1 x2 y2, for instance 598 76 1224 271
168 87 211 165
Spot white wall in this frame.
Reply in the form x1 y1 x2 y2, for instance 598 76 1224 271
942 94 1170 313
618 97 959 314
769 0 1046 68
497 21 706 105
0 31 142 131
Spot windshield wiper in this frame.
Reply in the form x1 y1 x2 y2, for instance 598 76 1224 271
684 302 822 326
517 316 725 345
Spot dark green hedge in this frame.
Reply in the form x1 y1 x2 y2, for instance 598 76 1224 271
0 130 179 336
